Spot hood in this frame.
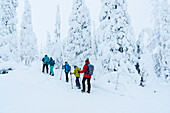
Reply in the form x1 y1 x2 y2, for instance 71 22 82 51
85 61 90 65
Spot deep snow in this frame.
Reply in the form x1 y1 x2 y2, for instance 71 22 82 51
0 62 170 113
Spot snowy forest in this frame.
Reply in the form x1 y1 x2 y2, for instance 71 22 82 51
0 0 170 113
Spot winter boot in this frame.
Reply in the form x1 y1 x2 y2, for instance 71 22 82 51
81 90 85 93
87 91 90 94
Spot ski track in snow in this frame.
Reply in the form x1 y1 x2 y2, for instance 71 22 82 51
0 62 170 113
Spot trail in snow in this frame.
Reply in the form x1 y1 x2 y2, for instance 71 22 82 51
0 62 170 113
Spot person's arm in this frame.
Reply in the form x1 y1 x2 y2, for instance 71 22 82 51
42 57 44 62
62 65 65 70
72 69 76 75
79 65 87 73
79 68 82 72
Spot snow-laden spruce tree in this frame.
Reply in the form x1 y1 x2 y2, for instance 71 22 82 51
159 0 170 79
92 21 98 60
151 0 170 79
0 0 18 62
97 0 138 89
46 31 52 56
54 5 60 42
20 0 38 66
136 28 153 87
51 5 63 69
66 0 92 67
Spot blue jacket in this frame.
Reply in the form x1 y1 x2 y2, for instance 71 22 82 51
44 56 49 64
64 63 70 73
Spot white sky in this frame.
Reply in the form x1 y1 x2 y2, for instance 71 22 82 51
17 0 153 47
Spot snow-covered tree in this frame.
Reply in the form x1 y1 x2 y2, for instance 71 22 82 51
96 0 138 89
54 5 60 42
20 0 38 66
159 0 170 79
66 0 92 67
151 0 170 79
98 0 136 73
136 28 152 87
51 5 63 69
46 31 52 56
0 0 18 61
92 21 98 60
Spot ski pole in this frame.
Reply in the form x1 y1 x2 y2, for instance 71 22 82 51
70 73 73 89
60 67 63 80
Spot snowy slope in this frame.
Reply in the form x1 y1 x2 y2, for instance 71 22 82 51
0 61 170 113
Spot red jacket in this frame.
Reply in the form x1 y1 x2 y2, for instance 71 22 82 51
79 61 91 78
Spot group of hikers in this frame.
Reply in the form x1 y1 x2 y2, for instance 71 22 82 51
42 55 94 94
42 55 55 76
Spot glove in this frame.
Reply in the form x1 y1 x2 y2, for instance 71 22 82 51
78 71 80 73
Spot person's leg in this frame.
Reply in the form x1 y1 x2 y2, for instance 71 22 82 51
46 64 48 74
75 77 78 86
82 77 86 92
66 72 69 82
42 64 45 73
77 77 81 88
87 78 91 93
51 66 54 76
49 66 51 75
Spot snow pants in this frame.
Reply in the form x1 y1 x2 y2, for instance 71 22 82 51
65 72 69 82
82 77 91 92
42 64 48 73
50 66 54 75
75 77 81 88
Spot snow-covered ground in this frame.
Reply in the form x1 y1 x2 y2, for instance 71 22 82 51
0 62 170 113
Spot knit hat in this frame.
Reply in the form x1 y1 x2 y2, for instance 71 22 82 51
85 58 89 62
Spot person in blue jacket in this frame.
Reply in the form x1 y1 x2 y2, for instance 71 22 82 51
62 62 71 82
42 55 49 74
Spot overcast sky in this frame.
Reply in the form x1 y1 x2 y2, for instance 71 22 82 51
17 0 153 47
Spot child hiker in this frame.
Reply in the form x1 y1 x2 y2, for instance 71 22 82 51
71 66 81 89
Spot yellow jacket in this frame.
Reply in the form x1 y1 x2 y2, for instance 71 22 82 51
72 67 81 77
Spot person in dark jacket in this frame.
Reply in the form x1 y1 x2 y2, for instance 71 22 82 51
49 57 55 76
62 62 70 82
79 58 92 93
42 55 49 74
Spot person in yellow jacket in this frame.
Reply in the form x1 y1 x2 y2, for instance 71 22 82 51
71 66 81 89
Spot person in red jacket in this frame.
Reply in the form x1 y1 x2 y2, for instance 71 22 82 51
79 58 91 93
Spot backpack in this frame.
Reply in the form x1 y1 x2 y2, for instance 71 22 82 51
86 64 94 76
50 60 55 65
65 65 71 72
44 56 49 63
